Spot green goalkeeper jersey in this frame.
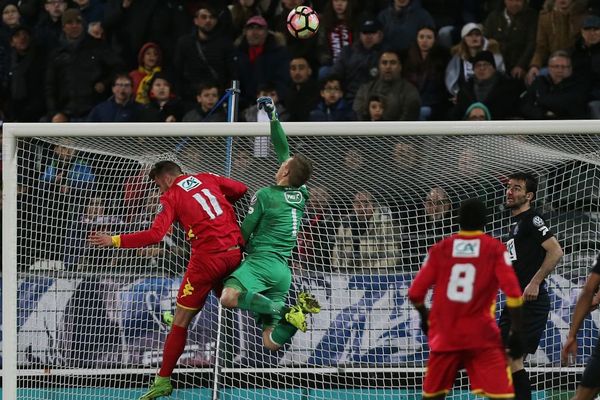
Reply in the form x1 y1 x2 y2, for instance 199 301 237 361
241 119 309 259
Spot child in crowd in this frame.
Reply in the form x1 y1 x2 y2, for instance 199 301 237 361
139 72 184 122
182 82 226 122
309 75 355 121
129 42 162 105
241 82 289 122
367 95 385 121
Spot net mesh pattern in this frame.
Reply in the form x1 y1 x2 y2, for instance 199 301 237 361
10 130 600 399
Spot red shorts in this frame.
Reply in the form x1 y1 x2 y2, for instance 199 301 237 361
423 346 513 399
176 247 242 310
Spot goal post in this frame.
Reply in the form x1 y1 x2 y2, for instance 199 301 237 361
2 120 600 400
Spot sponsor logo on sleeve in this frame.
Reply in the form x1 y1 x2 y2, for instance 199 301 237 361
533 216 549 236
157 203 164 214
506 238 517 261
177 176 202 191
285 191 302 204
452 239 481 258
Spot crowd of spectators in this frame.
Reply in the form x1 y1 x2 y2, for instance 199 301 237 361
1 0 600 123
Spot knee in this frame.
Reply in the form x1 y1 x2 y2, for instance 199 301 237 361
220 288 239 309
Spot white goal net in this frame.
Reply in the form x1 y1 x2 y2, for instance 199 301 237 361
3 121 600 399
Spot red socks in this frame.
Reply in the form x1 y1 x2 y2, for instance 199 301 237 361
158 324 188 377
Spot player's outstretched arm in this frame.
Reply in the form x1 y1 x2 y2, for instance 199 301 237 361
561 271 600 364
257 96 290 163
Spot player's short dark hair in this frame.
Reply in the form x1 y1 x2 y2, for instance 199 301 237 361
149 160 183 180
288 153 313 187
508 172 538 200
368 95 385 105
458 198 487 230
112 72 133 87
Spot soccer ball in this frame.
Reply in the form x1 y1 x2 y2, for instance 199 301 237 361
286 6 319 39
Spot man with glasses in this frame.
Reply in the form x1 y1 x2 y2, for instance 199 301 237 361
451 50 521 120
87 73 141 122
520 50 587 119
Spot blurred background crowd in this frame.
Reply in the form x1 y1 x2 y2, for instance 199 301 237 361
1 0 600 123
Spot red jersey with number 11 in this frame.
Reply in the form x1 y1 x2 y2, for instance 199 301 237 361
408 231 523 352
119 174 247 254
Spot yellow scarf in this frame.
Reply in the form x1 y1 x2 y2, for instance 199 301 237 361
135 66 162 104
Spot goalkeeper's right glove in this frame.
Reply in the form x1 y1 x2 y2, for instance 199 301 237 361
507 330 525 359
257 96 278 120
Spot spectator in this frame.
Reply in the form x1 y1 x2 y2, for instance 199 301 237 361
330 17 384 103
403 25 451 120
293 186 337 274
316 0 359 78
138 72 184 122
484 0 538 80
87 73 141 122
129 42 162 105
526 0 588 85
63 196 124 269
571 14 600 118
367 94 385 120
72 0 104 31
174 4 234 103
33 0 67 51
445 22 506 97
0 1 21 44
332 190 398 273
241 82 290 122
309 75 356 121
182 81 227 122
353 50 421 121
521 49 587 118
45 8 123 121
377 0 435 52
6 26 46 122
284 56 320 121
421 0 463 49
229 0 263 39
464 101 492 120
451 50 522 119
38 143 96 260
233 15 290 107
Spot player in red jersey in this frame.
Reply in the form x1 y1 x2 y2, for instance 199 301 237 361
89 160 247 399
408 198 525 399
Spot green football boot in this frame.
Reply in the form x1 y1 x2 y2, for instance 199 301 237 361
298 292 321 314
139 375 173 399
285 305 307 332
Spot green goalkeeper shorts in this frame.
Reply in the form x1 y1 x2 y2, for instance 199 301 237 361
224 252 292 328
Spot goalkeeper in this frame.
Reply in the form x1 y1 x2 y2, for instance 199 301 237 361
220 97 321 351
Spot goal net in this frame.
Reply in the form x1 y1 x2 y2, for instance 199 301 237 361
3 121 600 400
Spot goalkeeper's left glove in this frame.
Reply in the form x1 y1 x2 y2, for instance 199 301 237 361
257 96 278 121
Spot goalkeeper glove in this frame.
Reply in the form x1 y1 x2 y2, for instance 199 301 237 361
507 330 525 359
257 96 278 120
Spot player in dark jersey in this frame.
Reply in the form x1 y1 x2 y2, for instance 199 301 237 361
409 198 524 399
499 172 563 400
90 161 247 399
561 252 600 400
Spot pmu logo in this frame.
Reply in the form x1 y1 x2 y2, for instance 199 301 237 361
285 191 302 204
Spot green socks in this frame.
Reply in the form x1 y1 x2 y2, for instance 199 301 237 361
270 321 298 346
237 291 285 316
